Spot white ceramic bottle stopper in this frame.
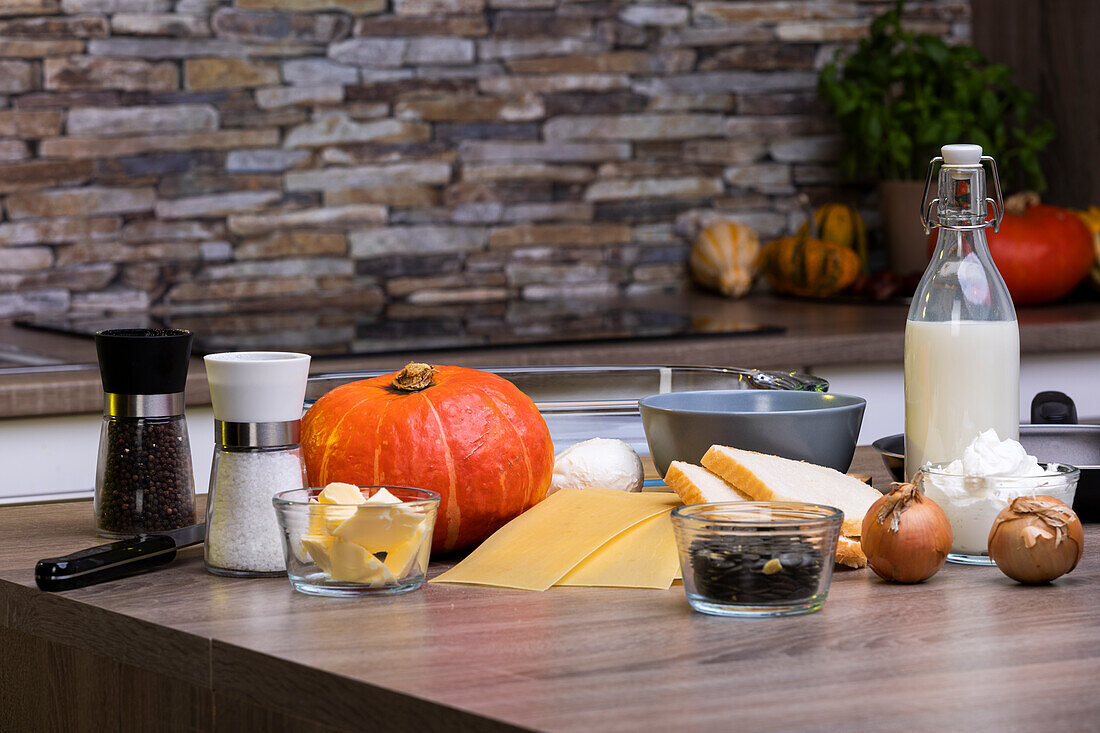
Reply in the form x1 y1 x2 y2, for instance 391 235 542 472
941 143 982 167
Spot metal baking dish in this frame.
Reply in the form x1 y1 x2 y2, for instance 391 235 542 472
305 365 827 477
873 392 1099 522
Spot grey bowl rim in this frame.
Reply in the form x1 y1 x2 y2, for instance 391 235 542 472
639 390 867 417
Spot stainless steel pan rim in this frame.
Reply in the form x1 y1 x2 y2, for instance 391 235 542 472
873 425 1100 470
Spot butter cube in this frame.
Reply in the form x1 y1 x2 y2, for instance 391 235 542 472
364 487 402 505
318 482 365 505
298 533 334 574
311 506 358 534
329 538 396 585
333 505 425 555
309 482 367 533
382 524 427 578
309 483 425 585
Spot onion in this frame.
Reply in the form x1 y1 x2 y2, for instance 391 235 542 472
861 474 953 583
988 496 1084 584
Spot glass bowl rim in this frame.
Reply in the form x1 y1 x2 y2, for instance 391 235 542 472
919 462 1080 481
671 500 844 527
273 485 441 508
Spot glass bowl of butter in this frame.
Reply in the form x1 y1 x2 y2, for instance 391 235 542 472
273 483 439 597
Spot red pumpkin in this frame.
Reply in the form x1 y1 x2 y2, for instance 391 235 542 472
926 193 1094 305
301 363 554 553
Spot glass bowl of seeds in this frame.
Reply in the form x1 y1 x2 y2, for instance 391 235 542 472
671 501 843 618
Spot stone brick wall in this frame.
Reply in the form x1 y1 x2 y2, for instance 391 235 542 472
0 0 969 318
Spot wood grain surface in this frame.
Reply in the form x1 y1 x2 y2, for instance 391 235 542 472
3 293 1100 418
0 627 212 733
1 448 1099 732
972 0 1100 208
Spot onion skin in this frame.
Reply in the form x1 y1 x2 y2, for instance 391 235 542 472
861 480 953 584
988 496 1084 584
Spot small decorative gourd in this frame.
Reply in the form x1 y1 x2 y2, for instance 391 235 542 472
758 234 861 298
689 220 760 298
796 202 868 273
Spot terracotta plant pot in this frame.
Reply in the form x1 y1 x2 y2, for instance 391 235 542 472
879 179 931 276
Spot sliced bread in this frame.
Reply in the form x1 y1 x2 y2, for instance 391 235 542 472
665 461 751 504
701 445 881 537
668 459 868 568
835 536 867 569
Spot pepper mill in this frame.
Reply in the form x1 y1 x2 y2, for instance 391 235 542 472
94 329 196 538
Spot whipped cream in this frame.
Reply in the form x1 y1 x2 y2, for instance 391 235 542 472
941 429 1048 479
922 430 1072 557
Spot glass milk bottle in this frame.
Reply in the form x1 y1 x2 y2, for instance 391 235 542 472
904 144 1018 480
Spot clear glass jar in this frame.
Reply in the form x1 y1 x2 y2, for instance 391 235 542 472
671 501 843 618
95 409 196 538
204 426 306 577
921 462 1079 565
273 486 439 597
904 144 1018 479
94 328 195 538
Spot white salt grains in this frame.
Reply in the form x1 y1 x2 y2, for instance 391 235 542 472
205 449 306 574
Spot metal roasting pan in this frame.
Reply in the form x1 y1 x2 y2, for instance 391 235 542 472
873 393 1099 522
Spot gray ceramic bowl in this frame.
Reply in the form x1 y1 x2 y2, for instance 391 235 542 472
640 390 866 477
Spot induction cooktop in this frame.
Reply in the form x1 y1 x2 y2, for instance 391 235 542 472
17 300 784 359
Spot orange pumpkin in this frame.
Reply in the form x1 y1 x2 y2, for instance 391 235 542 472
926 192 1094 304
301 363 554 553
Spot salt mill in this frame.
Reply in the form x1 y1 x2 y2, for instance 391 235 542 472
94 329 197 538
203 352 310 577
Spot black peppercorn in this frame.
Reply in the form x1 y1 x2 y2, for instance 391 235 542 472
95 416 196 535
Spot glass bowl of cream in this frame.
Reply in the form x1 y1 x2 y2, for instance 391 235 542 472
920 430 1079 565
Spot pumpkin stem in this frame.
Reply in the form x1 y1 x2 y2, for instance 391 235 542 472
392 362 435 392
1004 191 1040 215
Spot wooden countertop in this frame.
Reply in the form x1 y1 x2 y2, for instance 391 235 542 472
2 293 1100 419
2 447 1098 731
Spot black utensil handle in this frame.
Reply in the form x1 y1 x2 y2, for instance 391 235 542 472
1031 391 1079 425
35 535 178 592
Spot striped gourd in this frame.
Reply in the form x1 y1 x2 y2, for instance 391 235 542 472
689 220 760 298
796 203 869 273
758 234 861 298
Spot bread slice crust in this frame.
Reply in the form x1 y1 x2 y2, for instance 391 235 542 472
666 459 869 569
665 461 751 504
835 536 867 568
701 445 880 537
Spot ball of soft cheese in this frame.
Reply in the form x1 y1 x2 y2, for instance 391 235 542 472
548 438 644 495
